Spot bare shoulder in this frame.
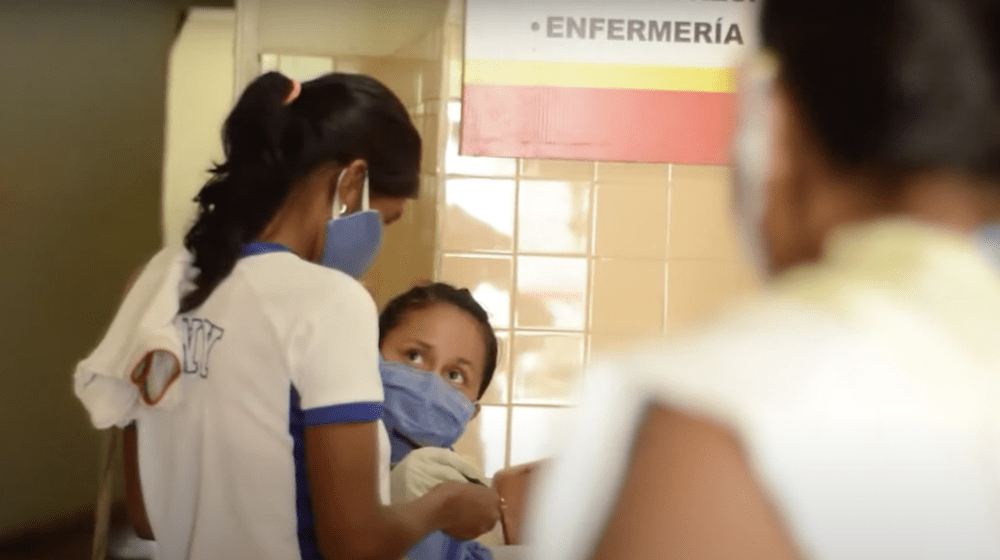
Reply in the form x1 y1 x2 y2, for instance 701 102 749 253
592 405 802 560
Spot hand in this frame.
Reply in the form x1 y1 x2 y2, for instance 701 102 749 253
431 481 503 541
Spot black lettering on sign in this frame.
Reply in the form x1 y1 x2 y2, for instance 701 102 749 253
648 20 670 42
694 22 712 43
181 317 224 379
540 14 747 45
724 23 744 44
547 16 564 38
589 17 605 39
628 19 645 41
607 18 625 40
674 21 691 42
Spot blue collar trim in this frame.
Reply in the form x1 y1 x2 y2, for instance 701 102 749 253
239 241 293 258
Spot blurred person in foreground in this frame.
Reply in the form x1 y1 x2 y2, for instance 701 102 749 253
525 0 1000 558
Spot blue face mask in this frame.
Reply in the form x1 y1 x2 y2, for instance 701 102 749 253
978 223 1000 272
379 357 476 464
319 171 383 278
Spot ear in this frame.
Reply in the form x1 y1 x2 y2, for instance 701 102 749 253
336 158 368 214
759 79 829 274
767 80 798 204
471 402 481 421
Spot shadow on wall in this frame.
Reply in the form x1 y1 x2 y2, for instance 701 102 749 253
0 0 182 539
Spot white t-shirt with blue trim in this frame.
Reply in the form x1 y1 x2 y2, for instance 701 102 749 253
136 244 390 560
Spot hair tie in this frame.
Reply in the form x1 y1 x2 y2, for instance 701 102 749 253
284 79 301 105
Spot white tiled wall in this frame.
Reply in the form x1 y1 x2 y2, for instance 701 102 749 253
438 0 761 476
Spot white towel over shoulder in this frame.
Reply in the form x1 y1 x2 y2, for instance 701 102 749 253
74 246 190 429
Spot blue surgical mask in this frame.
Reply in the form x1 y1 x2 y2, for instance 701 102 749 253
732 51 779 279
379 357 476 464
319 170 383 278
978 223 1000 271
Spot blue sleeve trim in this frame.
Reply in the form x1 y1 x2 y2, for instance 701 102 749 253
303 401 383 426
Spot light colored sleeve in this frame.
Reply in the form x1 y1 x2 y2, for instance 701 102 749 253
486 545 527 560
522 362 652 560
289 276 384 425
390 447 487 505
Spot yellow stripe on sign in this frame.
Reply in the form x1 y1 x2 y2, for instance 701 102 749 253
464 60 735 93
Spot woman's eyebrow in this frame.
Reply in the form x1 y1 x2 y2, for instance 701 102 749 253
405 339 432 350
451 357 482 377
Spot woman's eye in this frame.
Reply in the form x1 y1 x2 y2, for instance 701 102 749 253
405 350 423 364
446 370 465 384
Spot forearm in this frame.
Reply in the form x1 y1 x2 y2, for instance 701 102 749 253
306 423 501 560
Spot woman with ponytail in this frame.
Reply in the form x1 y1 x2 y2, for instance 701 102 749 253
115 72 501 560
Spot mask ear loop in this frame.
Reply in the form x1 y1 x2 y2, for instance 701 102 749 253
732 49 780 278
361 174 370 212
333 169 348 219
333 168 370 217
737 52 777 220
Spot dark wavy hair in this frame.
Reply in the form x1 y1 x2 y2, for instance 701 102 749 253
179 71 421 313
379 283 499 399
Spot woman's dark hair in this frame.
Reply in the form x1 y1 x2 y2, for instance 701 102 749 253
179 71 421 313
379 283 499 399
761 0 1000 184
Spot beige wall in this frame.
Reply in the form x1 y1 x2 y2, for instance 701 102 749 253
161 8 236 248
258 0 446 59
0 1 177 536
437 0 762 476
360 28 445 309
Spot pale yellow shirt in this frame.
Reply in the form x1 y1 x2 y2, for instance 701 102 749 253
528 219 1000 560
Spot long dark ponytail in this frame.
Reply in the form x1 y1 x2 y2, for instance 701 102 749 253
180 71 421 313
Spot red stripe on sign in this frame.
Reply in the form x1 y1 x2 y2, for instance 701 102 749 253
460 83 736 165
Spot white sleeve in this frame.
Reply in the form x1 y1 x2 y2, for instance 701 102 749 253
289 276 383 426
522 362 652 560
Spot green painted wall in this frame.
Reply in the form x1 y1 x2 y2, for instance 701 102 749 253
0 1 178 535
